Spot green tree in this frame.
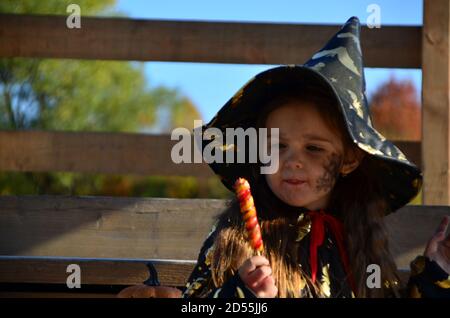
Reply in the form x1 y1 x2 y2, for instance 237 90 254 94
0 0 224 198
0 0 202 132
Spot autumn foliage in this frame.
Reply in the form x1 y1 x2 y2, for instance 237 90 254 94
369 77 421 141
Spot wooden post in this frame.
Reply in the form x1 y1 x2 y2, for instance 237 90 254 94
422 0 450 205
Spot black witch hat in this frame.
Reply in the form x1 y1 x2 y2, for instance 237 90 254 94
198 17 422 213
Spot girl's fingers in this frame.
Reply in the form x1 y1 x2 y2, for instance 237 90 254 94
254 276 278 298
240 256 270 275
435 216 450 237
440 230 450 251
431 217 450 247
247 265 272 287
250 256 270 267
237 257 277 298
259 275 275 289
238 256 271 287
425 216 450 256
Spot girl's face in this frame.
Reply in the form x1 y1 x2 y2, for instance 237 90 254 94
264 100 360 211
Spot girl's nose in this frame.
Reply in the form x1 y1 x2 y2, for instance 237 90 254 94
292 161 303 169
286 153 304 169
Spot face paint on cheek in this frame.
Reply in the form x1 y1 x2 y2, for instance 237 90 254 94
315 153 343 193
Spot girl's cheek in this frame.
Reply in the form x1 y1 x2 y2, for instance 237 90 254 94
277 149 332 174
314 153 343 193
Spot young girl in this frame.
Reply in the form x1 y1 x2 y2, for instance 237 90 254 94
182 17 450 298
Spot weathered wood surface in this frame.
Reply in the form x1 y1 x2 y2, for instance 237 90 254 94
0 131 421 175
0 256 411 298
0 196 225 260
0 14 420 67
422 0 450 205
0 131 213 177
0 196 448 269
0 256 194 286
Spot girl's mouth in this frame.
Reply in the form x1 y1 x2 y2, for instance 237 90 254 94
283 179 306 186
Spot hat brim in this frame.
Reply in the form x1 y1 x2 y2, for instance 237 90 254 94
201 65 422 213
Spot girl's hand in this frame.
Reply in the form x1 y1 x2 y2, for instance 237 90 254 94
238 255 278 298
424 216 450 274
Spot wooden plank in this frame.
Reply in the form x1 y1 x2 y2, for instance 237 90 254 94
0 131 421 175
0 130 213 177
0 196 448 269
0 256 194 287
0 14 421 68
422 0 450 205
0 196 223 260
0 256 412 298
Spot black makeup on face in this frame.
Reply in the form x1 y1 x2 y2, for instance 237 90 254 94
315 152 343 193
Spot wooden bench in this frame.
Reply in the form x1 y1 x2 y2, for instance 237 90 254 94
0 196 223 297
0 195 448 297
0 256 194 298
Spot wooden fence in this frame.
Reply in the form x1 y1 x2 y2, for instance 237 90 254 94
0 0 449 297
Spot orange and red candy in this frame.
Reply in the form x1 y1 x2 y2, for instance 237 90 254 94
234 178 264 253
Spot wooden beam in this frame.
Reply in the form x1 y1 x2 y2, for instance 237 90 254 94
0 196 224 260
0 14 421 68
0 256 411 298
0 196 448 269
0 130 421 176
0 256 194 287
422 0 450 204
0 130 213 177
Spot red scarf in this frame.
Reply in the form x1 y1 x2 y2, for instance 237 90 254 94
307 209 356 293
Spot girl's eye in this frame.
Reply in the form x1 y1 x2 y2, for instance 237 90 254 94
306 145 323 152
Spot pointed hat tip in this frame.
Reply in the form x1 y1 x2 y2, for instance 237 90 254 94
347 16 360 24
340 16 361 33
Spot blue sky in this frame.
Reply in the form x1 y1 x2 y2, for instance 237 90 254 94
117 0 422 123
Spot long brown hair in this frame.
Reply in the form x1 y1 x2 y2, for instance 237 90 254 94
210 82 401 298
